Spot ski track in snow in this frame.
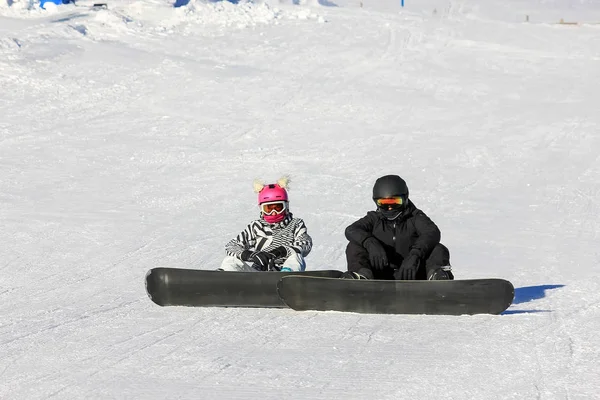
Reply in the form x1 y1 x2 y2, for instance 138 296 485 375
1 0 600 398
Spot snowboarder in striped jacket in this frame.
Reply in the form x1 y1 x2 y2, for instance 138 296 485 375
219 176 313 272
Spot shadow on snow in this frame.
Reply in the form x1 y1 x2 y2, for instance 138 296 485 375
502 284 565 315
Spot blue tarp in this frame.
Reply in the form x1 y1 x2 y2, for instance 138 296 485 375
40 0 70 9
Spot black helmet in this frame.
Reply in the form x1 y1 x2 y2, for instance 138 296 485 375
373 175 409 199
372 175 409 219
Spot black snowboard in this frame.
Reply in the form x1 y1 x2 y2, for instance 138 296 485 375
145 268 343 308
277 276 514 315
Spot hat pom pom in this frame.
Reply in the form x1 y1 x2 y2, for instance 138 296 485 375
253 179 265 193
277 175 290 189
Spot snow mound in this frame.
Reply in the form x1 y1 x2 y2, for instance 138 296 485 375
177 0 282 27
0 0 326 46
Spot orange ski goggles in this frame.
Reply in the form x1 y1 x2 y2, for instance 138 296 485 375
375 197 405 210
260 201 287 215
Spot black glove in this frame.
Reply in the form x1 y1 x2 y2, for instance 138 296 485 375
362 237 388 270
270 246 289 260
394 252 420 280
241 250 274 271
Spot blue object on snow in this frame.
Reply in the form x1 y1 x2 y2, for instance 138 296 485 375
174 0 239 6
40 0 70 9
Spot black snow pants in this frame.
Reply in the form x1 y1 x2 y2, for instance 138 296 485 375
346 241 452 280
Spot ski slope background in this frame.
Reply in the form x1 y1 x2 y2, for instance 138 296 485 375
2 0 600 398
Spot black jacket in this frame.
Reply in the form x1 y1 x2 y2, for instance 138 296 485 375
345 201 441 263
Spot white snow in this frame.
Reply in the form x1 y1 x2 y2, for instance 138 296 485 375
1 0 600 398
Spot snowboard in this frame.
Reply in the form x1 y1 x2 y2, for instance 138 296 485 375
145 268 343 308
277 276 514 315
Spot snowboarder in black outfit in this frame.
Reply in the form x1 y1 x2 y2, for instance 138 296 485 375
343 175 453 280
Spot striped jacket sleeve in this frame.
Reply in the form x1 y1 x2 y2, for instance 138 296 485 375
225 222 257 258
290 218 312 257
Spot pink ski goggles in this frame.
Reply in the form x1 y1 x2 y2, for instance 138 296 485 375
260 201 288 215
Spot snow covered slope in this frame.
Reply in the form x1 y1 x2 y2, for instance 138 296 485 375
1 0 599 398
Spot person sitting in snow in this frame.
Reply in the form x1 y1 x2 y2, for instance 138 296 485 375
219 176 313 272
342 174 454 280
